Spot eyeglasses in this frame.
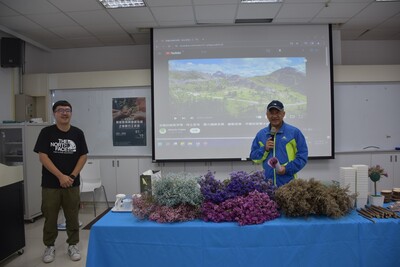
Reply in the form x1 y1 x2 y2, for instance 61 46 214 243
55 108 72 114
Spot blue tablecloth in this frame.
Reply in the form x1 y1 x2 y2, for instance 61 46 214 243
86 210 400 267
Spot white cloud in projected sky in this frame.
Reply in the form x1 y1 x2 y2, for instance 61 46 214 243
169 57 306 77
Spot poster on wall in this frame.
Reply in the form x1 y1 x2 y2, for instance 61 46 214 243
112 97 146 146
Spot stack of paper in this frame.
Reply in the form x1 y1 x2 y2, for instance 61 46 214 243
352 164 369 208
340 167 356 194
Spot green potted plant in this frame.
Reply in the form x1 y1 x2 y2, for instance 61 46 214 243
368 165 388 206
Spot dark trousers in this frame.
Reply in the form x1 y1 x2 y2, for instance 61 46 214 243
41 186 80 246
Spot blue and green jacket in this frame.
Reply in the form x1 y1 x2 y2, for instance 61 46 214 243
250 122 308 187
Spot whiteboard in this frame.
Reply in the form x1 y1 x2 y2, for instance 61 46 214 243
51 87 152 156
334 82 400 152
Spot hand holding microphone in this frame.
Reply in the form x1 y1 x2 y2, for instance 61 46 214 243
270 127 276 140
265 127 276 151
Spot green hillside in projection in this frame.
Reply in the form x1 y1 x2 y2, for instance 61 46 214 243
169 63 307 118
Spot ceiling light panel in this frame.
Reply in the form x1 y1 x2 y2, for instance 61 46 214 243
98 0 146 9
241 0 282 3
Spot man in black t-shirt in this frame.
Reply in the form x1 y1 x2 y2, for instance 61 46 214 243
34 100 88 263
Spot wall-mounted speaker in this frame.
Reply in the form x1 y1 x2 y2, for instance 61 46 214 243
1 38 23 68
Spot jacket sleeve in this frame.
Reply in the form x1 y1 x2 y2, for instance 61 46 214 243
250 131 269 164
285 130 308 175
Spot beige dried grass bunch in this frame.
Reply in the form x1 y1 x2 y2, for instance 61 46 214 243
275 178 355 218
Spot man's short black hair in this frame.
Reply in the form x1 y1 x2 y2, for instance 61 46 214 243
52 100 72 112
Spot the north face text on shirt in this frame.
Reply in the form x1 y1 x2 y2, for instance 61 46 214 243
50 139 77 154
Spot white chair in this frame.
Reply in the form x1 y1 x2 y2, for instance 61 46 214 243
80 159 109 217
57 209 82 230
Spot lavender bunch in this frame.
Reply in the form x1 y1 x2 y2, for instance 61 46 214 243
226 170 276 200
202 191 279 226
199 171 229 203
199 170 276 204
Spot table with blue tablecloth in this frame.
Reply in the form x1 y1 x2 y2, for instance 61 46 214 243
86 209 400 267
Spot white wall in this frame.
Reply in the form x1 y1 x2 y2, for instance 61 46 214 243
0 68 18 121
341 40 400 65
25 45 151 74
24 44 50 74
0 67 13 121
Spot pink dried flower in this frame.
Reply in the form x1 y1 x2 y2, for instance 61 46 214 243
368 165 388 196
132 194 200 223
132 195 156 220
368 165 388 178
148 204 200 223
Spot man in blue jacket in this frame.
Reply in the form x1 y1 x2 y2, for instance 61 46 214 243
250 100 308 186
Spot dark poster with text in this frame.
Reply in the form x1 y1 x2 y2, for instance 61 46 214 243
112 97 146 146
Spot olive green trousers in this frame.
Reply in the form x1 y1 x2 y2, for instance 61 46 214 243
41 186 80 246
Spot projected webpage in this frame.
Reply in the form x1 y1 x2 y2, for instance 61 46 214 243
153 25 333 161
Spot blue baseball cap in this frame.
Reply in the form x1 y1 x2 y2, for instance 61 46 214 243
267 100 284 111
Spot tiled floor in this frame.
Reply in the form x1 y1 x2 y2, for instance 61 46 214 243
0 204 109 267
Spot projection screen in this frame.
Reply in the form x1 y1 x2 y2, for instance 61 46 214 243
152 24 333 161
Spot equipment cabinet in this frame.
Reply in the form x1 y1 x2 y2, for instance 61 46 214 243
0 123 48 221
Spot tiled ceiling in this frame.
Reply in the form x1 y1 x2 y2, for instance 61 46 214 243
0 0 399 50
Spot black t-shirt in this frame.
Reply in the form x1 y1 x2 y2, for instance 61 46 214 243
34 124 89 188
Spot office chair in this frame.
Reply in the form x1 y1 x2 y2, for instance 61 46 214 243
80 159 110 217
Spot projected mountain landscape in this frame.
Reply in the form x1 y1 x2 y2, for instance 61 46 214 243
169 58 307 118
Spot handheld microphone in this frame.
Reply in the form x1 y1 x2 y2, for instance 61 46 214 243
270 127 277 140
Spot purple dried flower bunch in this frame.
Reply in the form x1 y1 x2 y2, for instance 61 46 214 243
202 191 279 226
199 170 276 203
200 170 279 226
